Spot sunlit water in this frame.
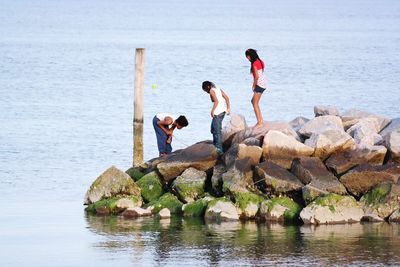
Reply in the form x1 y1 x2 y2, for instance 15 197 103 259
1 0 400 265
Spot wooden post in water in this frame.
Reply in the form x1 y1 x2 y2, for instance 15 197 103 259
133 48 145 167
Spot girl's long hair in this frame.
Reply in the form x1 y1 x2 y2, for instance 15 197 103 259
245 48 264 73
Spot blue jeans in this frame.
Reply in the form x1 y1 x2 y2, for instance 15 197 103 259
153 116 172 155
211 112 225 151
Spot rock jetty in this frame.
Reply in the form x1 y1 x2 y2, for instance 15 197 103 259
84 107 400 225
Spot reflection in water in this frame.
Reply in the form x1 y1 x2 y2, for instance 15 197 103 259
85 214 400 266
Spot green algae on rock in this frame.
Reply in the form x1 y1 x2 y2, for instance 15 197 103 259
146 193 184 214
182 196 214 217
86 196 142 215
125 167 145 182
171 168 206 203
259 196 302 223
137 171 164 203
233 191 264 219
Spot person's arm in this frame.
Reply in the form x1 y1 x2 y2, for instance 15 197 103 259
157 116 173 135
252 64 258 90
210 89 219 117
221 89 230 115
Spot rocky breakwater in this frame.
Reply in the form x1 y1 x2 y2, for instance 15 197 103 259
84 108 400 225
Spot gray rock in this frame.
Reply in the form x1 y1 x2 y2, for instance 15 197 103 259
254 161 304 196
262 130 314 169
299 115 344 138
383 130 400 163
223 143 262 168
204 199 239 222
300 194 364 224
340 163 400 197
232 121 300 144
222 114 247 148
241 137 261 147
289 116 310 132
346 118 383 146
314 105 339 117
341 109 391 132
380 118 400 137
157 141 218 183
305 129 355 160
222 157 254 195
171 167 206 203
291 157 347 203
84 166 142 205
325 144 387 175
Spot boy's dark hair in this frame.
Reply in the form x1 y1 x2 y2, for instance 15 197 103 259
245 48 264 72
202 81 215 93
175 115 189 127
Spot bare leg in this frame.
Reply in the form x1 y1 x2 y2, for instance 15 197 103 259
251 92 264 127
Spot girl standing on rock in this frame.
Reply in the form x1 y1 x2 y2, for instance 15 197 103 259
245 48 267 127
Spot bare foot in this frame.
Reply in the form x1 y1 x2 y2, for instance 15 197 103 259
254 122 264 128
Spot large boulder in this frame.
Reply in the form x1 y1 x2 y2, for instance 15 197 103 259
85 196 142 215
146 193 184 214
383 130 400 163
305 129 355 160
204 198 239 222
182 196 214 217
346 118 383 146
325 144 387 175
171 168 206 203
222 158 254 195
380 118 400 137
259 197 302 223
262 131 314 169
299 115 344 138
136 171 164 203
125 167 145 181
340 109 391 132
289 116 310 132
157 142 218 183
300 194 364 224
314 105 339 117
84 166 141 205
254 161 303 196
360 183 400 220
223 143 262 168
232 121 300 144
291 157 347 203
222 114 247 148
233 191 264 219
340 163 400 197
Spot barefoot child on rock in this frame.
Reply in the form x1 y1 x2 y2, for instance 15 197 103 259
245 48 267 127
202 81 230 155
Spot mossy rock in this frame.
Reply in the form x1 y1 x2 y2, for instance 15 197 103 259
137 172 164 202
312 193 347 212
183 196 214 217
361 183 392 206
146 193 184 214
85 195 141 215
126 167 145 182
172 168 206 203
261 197 302 223
234 192 264 211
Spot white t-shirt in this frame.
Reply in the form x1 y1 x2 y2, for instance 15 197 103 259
156 113 176 126
211 87 227 115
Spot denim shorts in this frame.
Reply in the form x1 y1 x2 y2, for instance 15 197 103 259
254 85 266 94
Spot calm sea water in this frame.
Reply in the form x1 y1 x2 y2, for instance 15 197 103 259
1 0 400 266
